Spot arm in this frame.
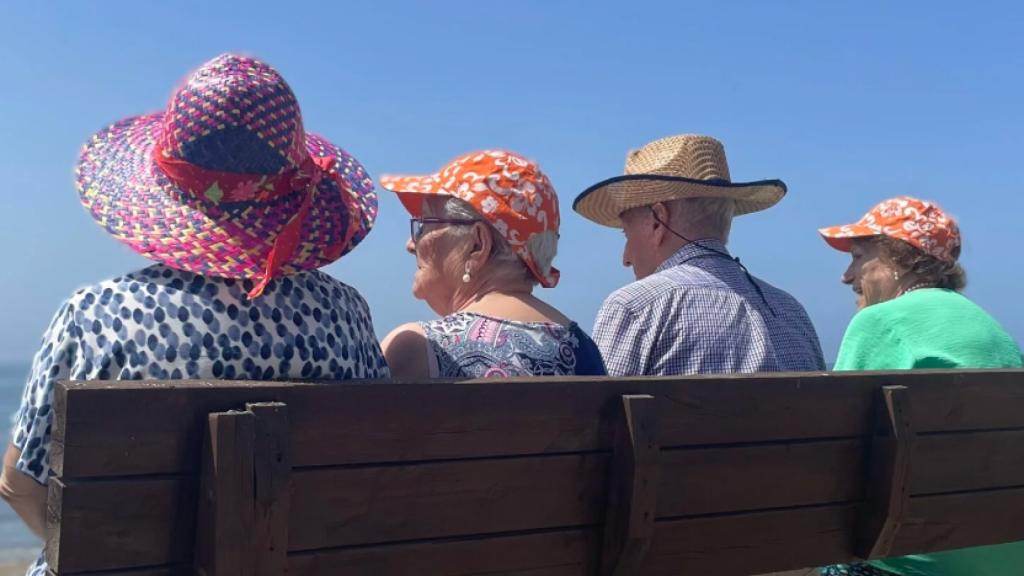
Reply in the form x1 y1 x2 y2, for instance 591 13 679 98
592 296 655 377
3 300 78 540
380 322 433 379
0 443 47 540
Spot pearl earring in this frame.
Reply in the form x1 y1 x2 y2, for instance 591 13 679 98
462 263 472 283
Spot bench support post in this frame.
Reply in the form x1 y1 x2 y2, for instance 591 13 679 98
194 402 292 576
599 394 661 576
857 385 915 560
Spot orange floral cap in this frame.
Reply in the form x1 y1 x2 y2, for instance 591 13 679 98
380 150 561 288
819 196 961 262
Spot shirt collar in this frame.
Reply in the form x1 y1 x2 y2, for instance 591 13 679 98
656 239 731 273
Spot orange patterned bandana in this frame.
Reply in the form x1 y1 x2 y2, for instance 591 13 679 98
819 196 961 262
380 150 561 288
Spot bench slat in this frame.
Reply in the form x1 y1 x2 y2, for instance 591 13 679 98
48 427 1024 573
51 370 1024 479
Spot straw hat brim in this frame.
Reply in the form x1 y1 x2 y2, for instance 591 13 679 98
572 174 787 228
75 113 379 279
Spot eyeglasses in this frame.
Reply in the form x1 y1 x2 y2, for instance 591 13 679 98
409 217 480 243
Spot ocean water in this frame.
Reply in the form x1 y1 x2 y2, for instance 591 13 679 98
0 365 41 561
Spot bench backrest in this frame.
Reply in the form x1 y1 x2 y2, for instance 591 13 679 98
45 369 1024 576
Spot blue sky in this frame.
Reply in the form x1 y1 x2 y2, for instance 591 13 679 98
0 0 1021 364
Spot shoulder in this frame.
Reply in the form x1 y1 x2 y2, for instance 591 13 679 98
599 266 721 317
380 322 431 379
840 300 906 346
305 272 374 315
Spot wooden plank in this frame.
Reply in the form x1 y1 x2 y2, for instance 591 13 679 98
658 439 865 517
44 479 64 573
248 402 292 576
45 477 198 573
857 386 914 559
193 410 256 576
642 505 859 576
51 370 1024 479
600 395 660 576
283 493 1024 576
289 454 608 551
48 567 191 576
890 487 1024 556
51 428 1024 570
287 529 599 576
912 430 1024 495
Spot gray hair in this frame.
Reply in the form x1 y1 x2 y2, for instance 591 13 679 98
666 197 736 242
434 197 558 287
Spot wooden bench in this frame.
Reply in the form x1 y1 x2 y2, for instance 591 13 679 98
44 369 1024 576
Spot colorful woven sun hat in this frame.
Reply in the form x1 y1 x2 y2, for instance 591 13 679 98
573 134 787 228
379 150 562 288
819 196 961 262
75 53 378 298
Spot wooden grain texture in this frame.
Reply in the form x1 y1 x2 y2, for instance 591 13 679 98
912 430 1024 494
890 487 1024 556
50 370 1024 479
193 411 255 576
658 439 865 517
287 529 599 576
289 453 608 551
61 488 1019 576
600 395 660 576
857 386 914 560
47 426 1024 571
47 567 191 576
642 505 858 576
248 402 292 576
46 477 198 573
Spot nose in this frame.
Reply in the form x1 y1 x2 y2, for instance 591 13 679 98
405 238 416 255
841 265 855 285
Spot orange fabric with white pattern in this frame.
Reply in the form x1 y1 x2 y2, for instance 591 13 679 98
819 196 961 262
380 150 561 288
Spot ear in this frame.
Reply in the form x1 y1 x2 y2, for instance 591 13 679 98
650 202 670 244
467 221 495 268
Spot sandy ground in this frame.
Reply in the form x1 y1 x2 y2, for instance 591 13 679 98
0 561 28 576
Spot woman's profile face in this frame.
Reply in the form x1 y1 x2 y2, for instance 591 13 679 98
843 239 900 310
404 199 466 315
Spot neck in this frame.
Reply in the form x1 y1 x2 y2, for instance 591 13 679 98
448 276 533 315
657 235 725 265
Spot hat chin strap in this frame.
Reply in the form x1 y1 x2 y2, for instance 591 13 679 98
248 154 337 298
648 208 777 317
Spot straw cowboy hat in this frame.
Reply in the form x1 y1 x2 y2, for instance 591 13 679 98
572 134 787 227
75 53 378 298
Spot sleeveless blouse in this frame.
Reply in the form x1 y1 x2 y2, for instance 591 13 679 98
419 312 606 378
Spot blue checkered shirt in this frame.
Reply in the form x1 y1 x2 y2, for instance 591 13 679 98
593 240 826 376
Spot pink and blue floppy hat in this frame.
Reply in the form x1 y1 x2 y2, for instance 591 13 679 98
75 53 378 298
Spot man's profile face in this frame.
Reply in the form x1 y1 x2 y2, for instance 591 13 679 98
619 207 662 280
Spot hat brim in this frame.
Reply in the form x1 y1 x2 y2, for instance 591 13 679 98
818 224 881 253
571 174 787 228
378 174 452 217
76 113 378 279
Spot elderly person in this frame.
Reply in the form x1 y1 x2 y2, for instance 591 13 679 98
573 134 825 376
377 150 606 378
0 54 388 576
818 197 1022 576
